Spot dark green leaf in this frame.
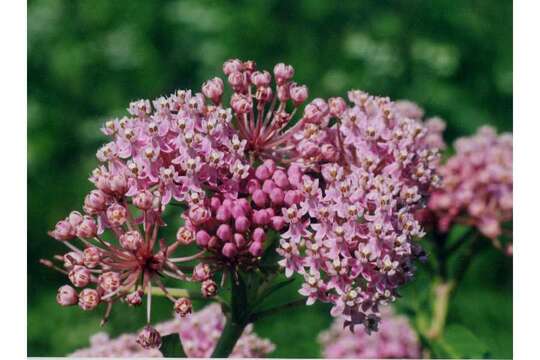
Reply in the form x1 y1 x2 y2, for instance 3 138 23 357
160 333 186 358
433 324 489 359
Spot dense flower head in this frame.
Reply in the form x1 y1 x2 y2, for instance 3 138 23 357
280 91 441 331
44 59 441 337
69 304 275 358
318 307 420 358
428 126 513 243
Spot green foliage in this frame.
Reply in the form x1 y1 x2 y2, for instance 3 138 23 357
28 0 512 357
161 334 187 358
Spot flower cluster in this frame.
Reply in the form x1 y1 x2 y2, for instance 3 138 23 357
69 304 275 358
280 91 441 331
428 126 513 244
318 307 420 358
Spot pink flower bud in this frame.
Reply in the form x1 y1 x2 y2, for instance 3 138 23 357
208 235 220 249
137 325 162 349
84 190 108 214
247 178 261 194
188 206 211 226
235 216 250 233
125 290 143 306
106 204 127 227
119 230 144 251
49 219 75 241
289 83 309 105
83 247 101 268
284 190 303 206
216 205 231 222
249 240 264 257
78 288 100 311
210 196 222 212
196 230 211 247
63 251 83 269
231 203 246 218
272 169 290 188
98 271 121 294
269 188 285 206
56 285 78 306
328 97 347 117
222 198 233 208
176 226 194 245
222 243 238 258
251 70 272 87
69 265 91 287
262 179 277 194
243 60 257 74
265 208 275 217
216 224 233 242
201 279 218 298
133 190 153 210
271 216 286 231
273 63 294 85
228 71 248 92
236 198 251 214
255 86 273 102
252 189 268 208
253 209 270 225
68 211 84 227
109 174 128 195
231 93 252 114
192 263 211 281
252 227 266 243
223 58 244 75
202 77 224 104
287 164 303 186
304 98 329 123
277 83 290 102
255 165 272 181
174 297 192 317
76 216 97 238
234 233 247 248
263 159 276 174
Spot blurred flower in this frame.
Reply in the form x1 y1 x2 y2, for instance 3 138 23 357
69 304 275 358
318 307 420 358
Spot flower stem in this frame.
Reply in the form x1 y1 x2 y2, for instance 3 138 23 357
211 317 246 358
426 280 455 340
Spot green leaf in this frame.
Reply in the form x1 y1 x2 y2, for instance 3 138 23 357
432 324 490 359
160 333 186 358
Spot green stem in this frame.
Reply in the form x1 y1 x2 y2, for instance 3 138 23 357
426 279 455 340
211 317 247 358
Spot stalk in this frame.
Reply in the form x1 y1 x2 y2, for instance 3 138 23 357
211 317 247 358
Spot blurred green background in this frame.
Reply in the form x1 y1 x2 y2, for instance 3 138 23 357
28 0 512 357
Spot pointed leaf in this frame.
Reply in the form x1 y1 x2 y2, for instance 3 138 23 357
160 333 186 358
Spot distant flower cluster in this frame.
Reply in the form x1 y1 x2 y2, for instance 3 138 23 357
69 304 275 357
428 126 513 245
318 307 420 358
44 59 441 342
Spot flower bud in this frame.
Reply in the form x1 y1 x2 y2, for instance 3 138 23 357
69 265 91 287
137 325 162 349
125 290 143 306
76 216 97 238
133 190 153 210
210 196 222 212
68 211 84 227
192 263 211 281
63 251 83 269
202 77 224 104
174 297 192 317
109 174 128 195
249 240 264 257
235 216 250 233
236 198 251 214
287 164 303 186
262 179 277 194
228 72 248 93
216 224 233 242
247 178 261 194
119 230 144 251
196 230 211 247
83 247 101 268
188 206 211 226
252 189 268 208
252 210 270 225
222 242 238 258
106 204 127 227
269 188 285 206
328 97 347 117
84 190 108 214
277 83 290 102
78 288 100 311
250 70 272 87
284 190 303 206
272 170 290 188
255 165 272 181
271 216 286 231
273 63 294 85
231 203 246 218
234 233 247 248
176 227 194 245
289 83 309 105
201 279 218 298
223 58 244 75
215 205 231 222
252 227 266 243
56 285 78 306
208 235 220 249
304 98 329 124
98 271 121 294
49 219 75 241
